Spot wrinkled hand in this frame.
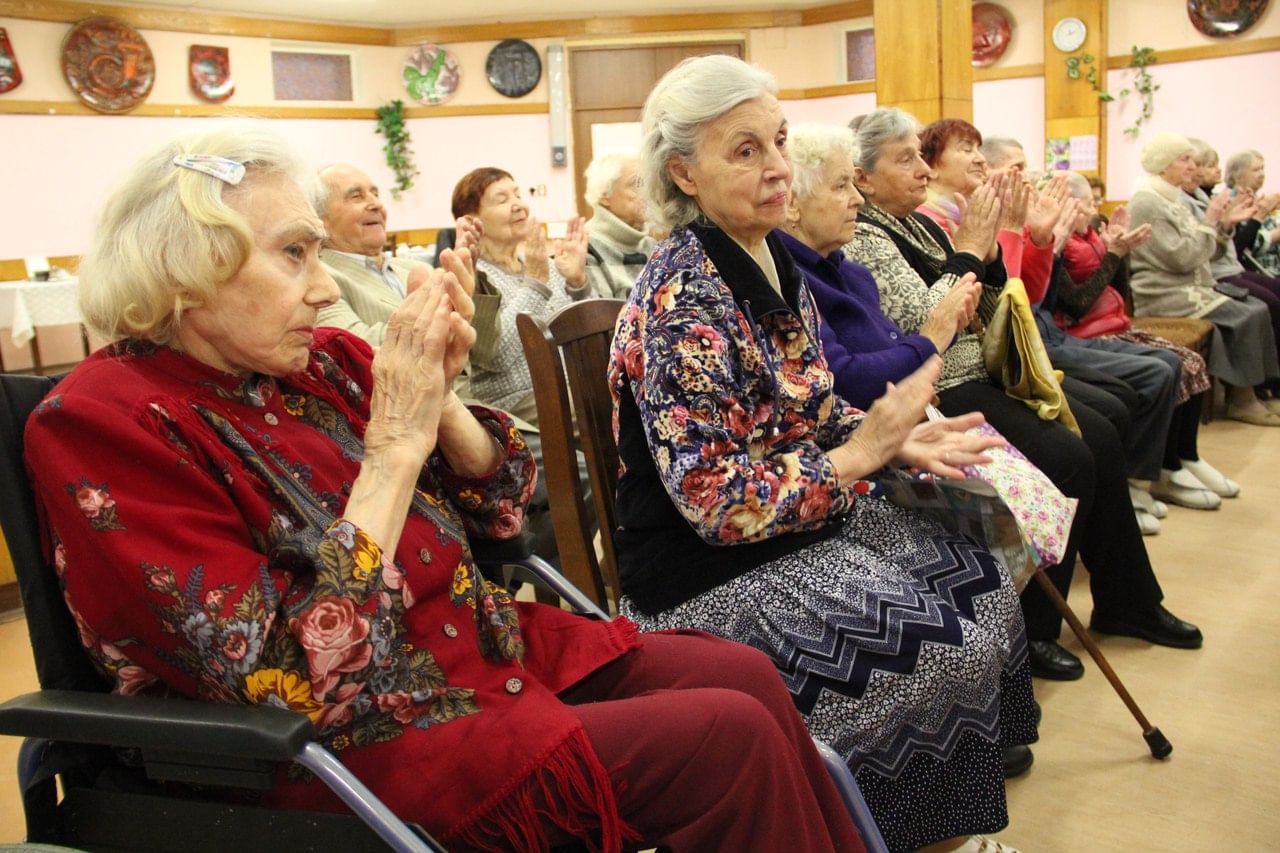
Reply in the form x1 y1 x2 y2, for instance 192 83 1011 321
998 174 1034 233
893 411 1004 479
1052 197 1083 254
1255 192 1280 218
520 216 552 283
366 282 459 457
832 358 941 481
453 215 483 275
436 248 476 319
553 216 590 287
920 273 981 351
405 264 430 295
1223 191 1259 227
1028 173 1070 246
1101 214 1152 257
1205 191 1232 227
953 181 1002 261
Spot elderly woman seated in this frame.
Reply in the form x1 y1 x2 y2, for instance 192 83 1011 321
823 112 1201 684
611 54 1037 853
1128 133 1280 426
582 152 656 298
449 166 592 425
26 124 864 853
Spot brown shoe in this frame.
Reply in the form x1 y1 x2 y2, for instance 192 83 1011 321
1226 406 1280 427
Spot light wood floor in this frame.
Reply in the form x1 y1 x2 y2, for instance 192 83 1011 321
0 419 1275 850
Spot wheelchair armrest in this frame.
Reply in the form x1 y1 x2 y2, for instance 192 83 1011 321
0 690 314 762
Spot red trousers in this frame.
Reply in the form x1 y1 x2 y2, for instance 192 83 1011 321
554 631 865 852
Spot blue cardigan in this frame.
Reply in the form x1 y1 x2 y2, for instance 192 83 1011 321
776 230 940 410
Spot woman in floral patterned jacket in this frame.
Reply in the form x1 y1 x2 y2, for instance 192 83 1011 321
611 55 1037 853
25 125 862 853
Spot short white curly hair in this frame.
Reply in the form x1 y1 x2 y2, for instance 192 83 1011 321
583 153 638 208
639 54 778 231
78 123 304 344
787 123 857 201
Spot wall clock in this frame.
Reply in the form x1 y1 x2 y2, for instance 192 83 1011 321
1052 17 1088 53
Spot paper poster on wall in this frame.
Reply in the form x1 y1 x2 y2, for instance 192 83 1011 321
1046 137 1071 171
590 122 643 157
1068 135 1098 170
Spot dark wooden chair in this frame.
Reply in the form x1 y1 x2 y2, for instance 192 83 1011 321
516 299 625 611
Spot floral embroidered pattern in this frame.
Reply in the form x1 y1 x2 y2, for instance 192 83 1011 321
65 478 125 531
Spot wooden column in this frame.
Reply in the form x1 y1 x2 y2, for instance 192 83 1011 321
1043 0 1107 177
873 0 973 125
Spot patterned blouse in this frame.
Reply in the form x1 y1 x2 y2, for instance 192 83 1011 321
610 222 878 615
25 329 639 850
470 258 590 424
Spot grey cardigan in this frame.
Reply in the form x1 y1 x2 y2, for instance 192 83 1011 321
1127 176 1229 319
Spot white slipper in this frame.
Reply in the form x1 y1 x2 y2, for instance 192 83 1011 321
1135 509 1161 535
1129 484 1169 518
1180 458 1240 498
1150 468 1222 510
954 837 1022 853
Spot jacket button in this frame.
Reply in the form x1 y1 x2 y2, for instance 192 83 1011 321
264 413 279 425
504 677 523 695
442 623 458 638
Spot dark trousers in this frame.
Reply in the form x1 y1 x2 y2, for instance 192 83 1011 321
549 632 866 852
1222 271 1280 386
938 379 1164 640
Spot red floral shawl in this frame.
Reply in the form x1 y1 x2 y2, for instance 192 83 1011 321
25 329 639 850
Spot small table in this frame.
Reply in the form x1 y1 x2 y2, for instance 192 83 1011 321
0 278 85 372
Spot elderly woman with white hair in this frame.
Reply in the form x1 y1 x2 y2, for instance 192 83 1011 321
844 108 1202 685
611 55 1037 853
1226 148 1280 278
24 124 866 852
1128 132 1280 425
582 152 655 298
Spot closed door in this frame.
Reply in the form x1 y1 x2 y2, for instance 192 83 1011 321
568 42 743 218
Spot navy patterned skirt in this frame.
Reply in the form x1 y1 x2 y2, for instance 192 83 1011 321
621 498 1038 851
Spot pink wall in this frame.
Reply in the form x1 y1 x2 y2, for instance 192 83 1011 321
1105 51 1280 200
973 77 1045 171
779 91 876 127
0 112 575 259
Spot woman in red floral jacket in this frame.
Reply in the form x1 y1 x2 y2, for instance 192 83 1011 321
25 124 862 853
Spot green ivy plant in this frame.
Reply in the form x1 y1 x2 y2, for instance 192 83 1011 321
1065 45 1160 137
375 100 418 199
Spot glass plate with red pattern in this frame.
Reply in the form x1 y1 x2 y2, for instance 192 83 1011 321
972 2 1014 68
1187 0 1270 38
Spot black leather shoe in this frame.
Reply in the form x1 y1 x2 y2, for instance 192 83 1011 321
1002 744 1034 779
1090 604 1203 649
1027 640 1084 680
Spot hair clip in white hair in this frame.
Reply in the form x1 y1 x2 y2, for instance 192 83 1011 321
172 154 245 185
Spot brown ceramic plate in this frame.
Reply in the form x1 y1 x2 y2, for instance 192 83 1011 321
972 2 1013 68
61 16 155 114
1187 0 1270 37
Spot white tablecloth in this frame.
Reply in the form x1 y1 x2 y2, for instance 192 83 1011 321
0 278 81 347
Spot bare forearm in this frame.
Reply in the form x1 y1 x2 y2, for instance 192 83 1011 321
344 444 428 559
435 392 503 477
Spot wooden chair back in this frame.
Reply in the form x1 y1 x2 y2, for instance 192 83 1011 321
516 299 626 610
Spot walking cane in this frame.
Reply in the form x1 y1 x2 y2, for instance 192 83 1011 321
1033 571 1173 759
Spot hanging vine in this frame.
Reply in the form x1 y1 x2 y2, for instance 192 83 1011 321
1065 45 1159 137
375 100 419 198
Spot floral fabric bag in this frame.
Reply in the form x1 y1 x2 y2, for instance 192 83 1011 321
881 410 1078 592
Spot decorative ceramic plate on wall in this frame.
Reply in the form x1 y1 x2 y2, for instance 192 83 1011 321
972 3 1013 67
0 28 22 94
61 17 155 114
403 42 460 105
1186 0 1270 37
190 45 234 103
486 39 541 98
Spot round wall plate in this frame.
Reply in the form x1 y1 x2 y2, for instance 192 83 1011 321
485 39 541 98
61 16 155 114
403 43 460 105
1187 0 1270 38
1052 16 1088 52
972 3 1013 68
